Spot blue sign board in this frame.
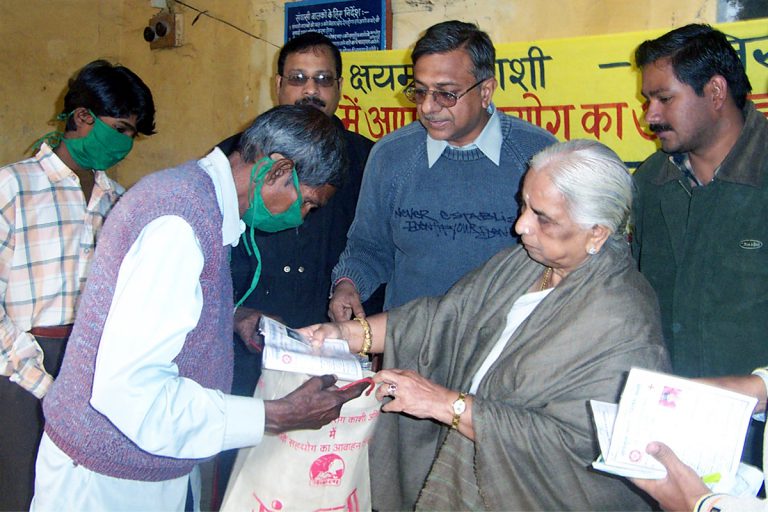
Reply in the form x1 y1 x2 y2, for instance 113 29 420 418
285 0 388 51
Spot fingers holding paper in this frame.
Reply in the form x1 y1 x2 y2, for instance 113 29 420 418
630 441 710 511
296 322 344 350
233 306 265 350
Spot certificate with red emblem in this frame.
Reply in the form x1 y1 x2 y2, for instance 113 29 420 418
591 367 758 493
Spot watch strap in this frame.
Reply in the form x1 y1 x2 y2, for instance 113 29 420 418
451 391 467 429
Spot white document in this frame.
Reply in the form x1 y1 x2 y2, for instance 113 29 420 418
590 400 667 479
259 316 363 381
590 367 758 489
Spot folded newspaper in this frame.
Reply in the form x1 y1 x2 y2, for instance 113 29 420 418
259 316 363 381
590 367 762 495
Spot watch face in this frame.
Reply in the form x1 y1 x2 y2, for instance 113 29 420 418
453 398 466 415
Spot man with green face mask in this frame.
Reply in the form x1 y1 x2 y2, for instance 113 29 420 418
0 59 156 512
33 105 368 512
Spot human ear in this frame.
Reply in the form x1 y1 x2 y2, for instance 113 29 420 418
263 153 294 184
708 75 728 109
586 224 611 254
480 77 497 110
72 107 95 127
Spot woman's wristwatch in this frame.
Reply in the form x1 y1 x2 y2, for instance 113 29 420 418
451 392 467 429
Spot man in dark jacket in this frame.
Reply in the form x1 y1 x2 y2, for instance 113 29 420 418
631 23 768 467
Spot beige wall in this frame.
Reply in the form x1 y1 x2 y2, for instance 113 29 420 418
0 0 717 186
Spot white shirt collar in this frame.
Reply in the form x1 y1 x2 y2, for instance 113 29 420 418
197 147 245 247
426 104 502 168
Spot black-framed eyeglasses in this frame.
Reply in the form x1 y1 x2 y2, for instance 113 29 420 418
403 78 488 108
281 72 340 88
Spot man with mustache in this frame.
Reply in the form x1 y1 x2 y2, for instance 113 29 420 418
328 20 555 322
631 24 768 467
219 32 381 336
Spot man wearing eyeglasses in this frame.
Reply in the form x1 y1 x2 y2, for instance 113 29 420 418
328 20 556 324
217 31 382 353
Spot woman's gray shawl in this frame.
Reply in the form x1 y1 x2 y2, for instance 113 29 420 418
370 242 670 511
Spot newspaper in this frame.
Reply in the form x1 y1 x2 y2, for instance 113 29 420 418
590 367 759 493
259 316 363 381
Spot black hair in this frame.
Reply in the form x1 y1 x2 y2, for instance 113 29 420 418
277 32 342 78
411 20 496 81
63 59 156 135
635 24 752 109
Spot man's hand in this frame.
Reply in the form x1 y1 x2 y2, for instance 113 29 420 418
233 307 267 352
696 375 767 415
630 441 710 511
328 281 364 321
263 375 369 433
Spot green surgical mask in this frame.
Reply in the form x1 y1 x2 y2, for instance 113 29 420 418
235 156 304 308
63 110 134 170
242 156 304 232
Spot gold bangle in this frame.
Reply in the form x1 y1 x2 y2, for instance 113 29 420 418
354 316 372 357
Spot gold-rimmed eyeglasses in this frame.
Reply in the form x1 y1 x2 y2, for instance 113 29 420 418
403 78 488 108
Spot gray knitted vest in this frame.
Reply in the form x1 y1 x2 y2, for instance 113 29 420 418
43 162 233 481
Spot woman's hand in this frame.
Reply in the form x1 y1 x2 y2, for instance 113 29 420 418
373 369 455 423
297 322 345 349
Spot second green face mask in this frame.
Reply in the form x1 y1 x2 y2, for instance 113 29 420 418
235 156 304 308
63 110 134 170
241 156 304 233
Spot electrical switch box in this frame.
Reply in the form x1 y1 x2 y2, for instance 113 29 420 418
144 11 183 50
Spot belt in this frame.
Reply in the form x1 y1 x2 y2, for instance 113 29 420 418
29 324 74 339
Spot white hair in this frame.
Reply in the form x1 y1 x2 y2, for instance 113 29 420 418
528 139 633 247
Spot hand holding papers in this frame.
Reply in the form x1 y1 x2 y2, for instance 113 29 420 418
259 316 363 381
591 368 761 495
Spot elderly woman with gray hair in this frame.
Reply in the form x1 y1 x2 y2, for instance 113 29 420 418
301 139 670 511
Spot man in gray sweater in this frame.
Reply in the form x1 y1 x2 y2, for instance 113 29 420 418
329 20 556 320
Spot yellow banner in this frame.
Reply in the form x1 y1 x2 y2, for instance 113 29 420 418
339 19 768 169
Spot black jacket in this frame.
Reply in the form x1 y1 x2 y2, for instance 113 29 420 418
220 116 384 328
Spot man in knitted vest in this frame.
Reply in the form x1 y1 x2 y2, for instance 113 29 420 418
32 105 370 511
328 20 556 320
